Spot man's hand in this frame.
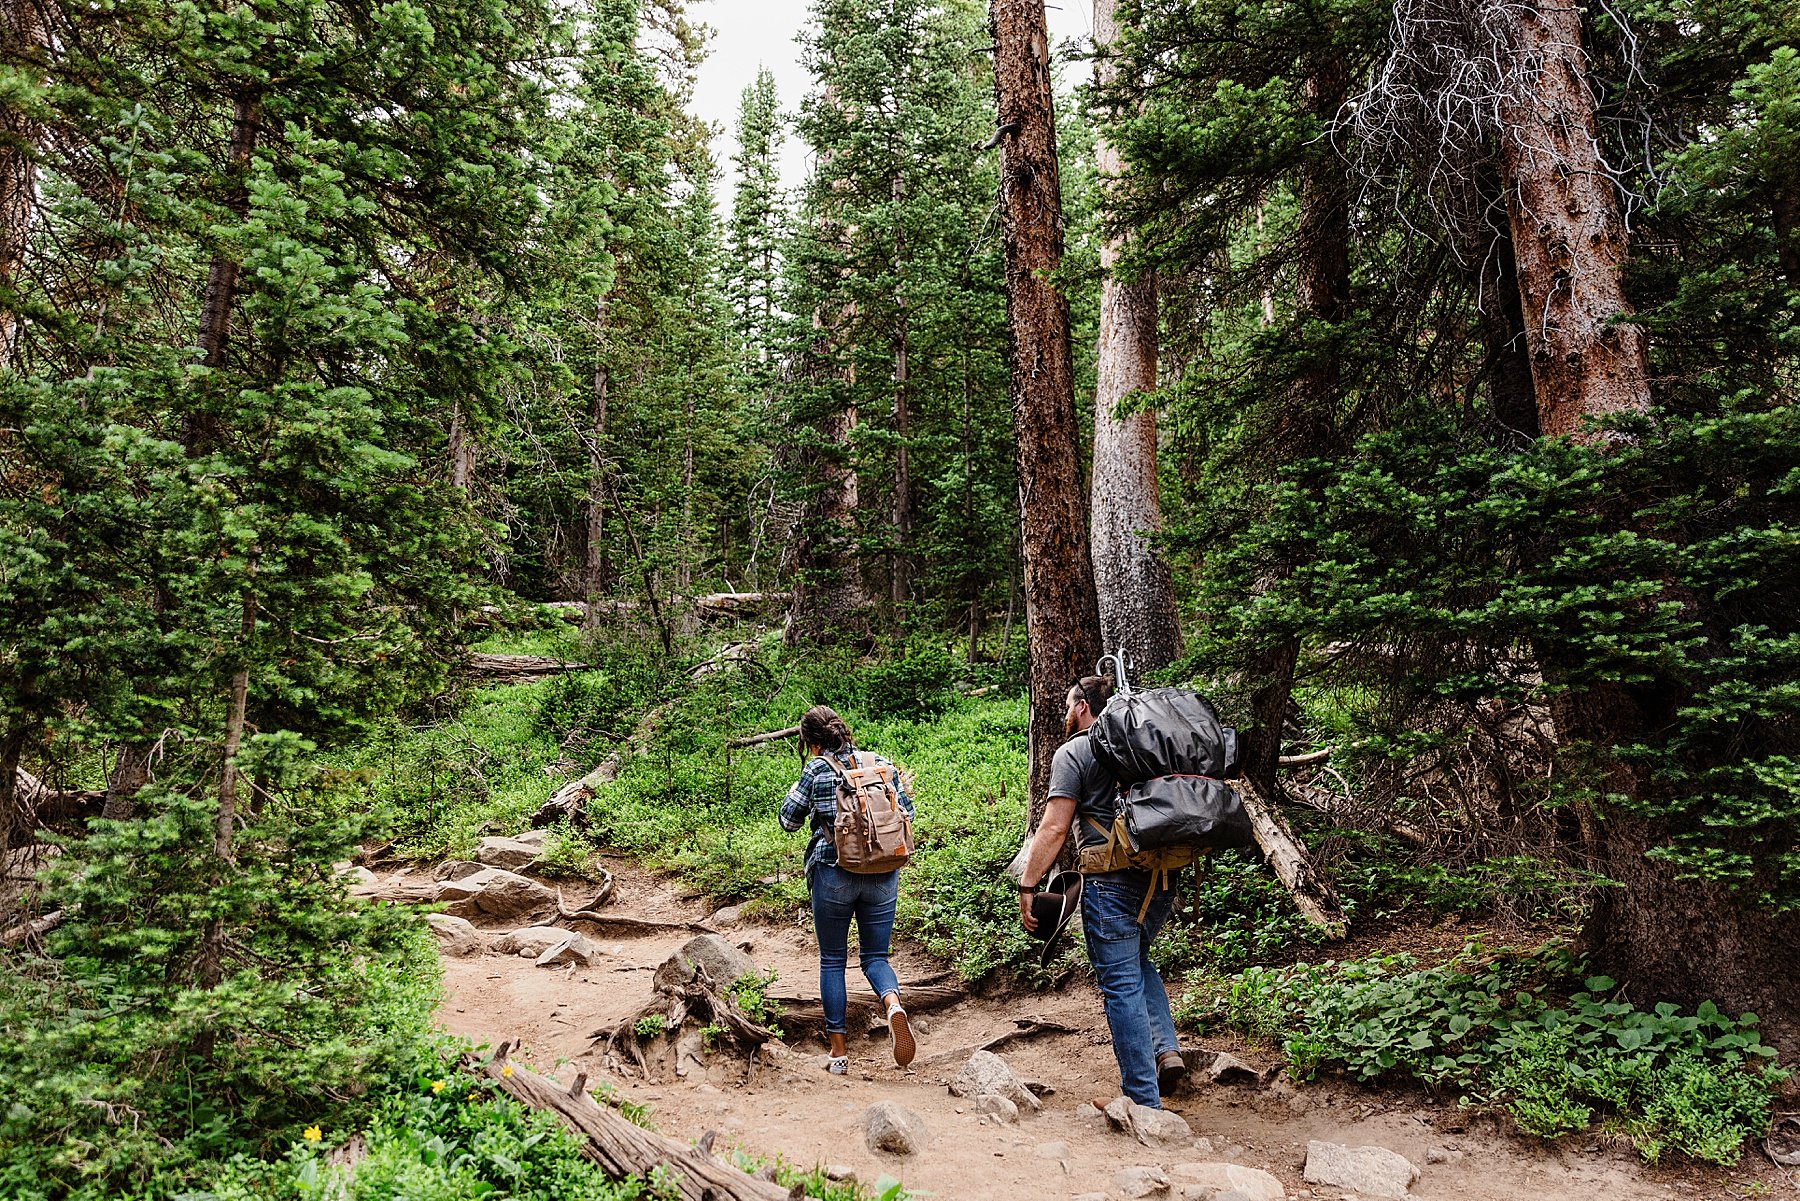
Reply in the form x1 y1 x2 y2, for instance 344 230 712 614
1015 795 1076 934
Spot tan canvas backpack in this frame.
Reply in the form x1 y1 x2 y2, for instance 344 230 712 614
823 750 914 873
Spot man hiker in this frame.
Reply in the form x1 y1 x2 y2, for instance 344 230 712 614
1016 674 1186 1108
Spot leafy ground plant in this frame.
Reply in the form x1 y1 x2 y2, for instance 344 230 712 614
1179 943 1788 1163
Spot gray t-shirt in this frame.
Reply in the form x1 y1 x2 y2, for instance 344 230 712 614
1046 734 1118 853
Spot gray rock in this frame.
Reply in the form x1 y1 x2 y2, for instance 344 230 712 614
436 868 558 921
710 904 744 927
653 934 758 994
1075 1101 1108 1126
1191 1137 1214 1155
975 1094 1020 1124
1112 1166 1171 1198
1035 1140 1071 1159
1103 1097 1191 1147
948 1049 1042 1113
339 864 379 887
475 836 542 872
511 829 551 849
1303 1141 1419 1199
491 925 584 957
424 913 486 957
432 859 486 882
1169 1162 1286 1201
1207 1052 1266 1086
863 1100 928 1156
534 931 596 967
824 1165 856 1182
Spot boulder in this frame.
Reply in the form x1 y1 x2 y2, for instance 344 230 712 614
437 868 558 921
338 864 379 887
1303 1141 1420 1199
975 1094 1019 1124
1206 1052 1266 1086
1169 1163 1285 1201
1111 1166 1170 1198
948 1049 1042 1113
475 836 542 872
433 859 486 882
863 1100 928 1156
1103 1097 1191 1148
492 925 584 956
424 913 486 957
653 934 758 994
709 904 744 927
534 932 595 967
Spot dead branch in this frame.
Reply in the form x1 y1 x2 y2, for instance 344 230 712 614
562 913 717 937
1 906 71 946
1277 748 1334 768
555 875 615 922
920 1016 1073 1066
726 725 800 748
465 1047 792 1201
1231 777 1348 937
1283 777 1431 847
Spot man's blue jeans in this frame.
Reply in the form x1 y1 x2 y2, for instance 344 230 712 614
1082 872 1180 1107
810 864 902 1035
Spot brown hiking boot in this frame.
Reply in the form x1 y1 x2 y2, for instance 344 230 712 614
1157 1051 1187 1096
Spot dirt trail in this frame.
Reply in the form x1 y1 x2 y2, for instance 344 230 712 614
423 859 1785 1201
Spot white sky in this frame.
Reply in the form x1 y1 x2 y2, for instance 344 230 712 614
687 0 1096 205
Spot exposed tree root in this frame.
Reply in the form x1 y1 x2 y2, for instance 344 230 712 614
592 961 778 1085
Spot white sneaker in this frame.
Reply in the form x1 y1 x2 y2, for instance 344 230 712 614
827 1055 849 1075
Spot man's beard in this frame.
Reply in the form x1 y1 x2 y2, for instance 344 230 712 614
1063 710 1079 738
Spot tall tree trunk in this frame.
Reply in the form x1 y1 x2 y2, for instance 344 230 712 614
101 743 150 822
0 0 43 365
184 89 262 455
989 0 1103 823
890 173 913 608
1496 0 1649 441
449 399 473 489
1774 187 1800 282
1474 167 1541 441
0 727 27 857
1244 58 1352 797
1089 0 1180 678
584 300 611 624
783 396 865 647
214 593 256 864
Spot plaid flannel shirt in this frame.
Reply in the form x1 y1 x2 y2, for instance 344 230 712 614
779 749 915 882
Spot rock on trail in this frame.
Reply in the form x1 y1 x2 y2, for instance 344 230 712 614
1303 1140 1420 1198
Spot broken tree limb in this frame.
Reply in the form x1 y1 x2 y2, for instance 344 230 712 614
1 905 72 946
1230 776 1348 938
1283 777 1431 847
464 1048 792 1201
726 725 800 748
1276 747 1333 768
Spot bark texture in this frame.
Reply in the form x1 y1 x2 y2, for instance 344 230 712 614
1496 0 1650 439
0 0 44 363
783 400 866 647
989 0 1103 820
184 89 262 454
1088 0 1180 677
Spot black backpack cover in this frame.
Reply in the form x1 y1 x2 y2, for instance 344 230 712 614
1120 774 1255 855
1087 687 1241 784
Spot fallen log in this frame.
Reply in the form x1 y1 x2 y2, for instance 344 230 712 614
465 1046 793 1201
562 913 716 937
1 906 72 947
726 725 800 749
13 770 106 823
467 653 596 681
1230 776 1348 938
479 595 770 627
530 643 758 827
1276 747 1333 768
766 983 966 1035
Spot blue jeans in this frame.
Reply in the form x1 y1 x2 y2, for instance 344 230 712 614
809 864 902 1036
1083 873 1180 1107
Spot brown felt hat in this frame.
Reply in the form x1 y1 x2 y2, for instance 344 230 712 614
1027 869 1084 970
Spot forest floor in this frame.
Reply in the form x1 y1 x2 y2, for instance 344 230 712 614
389 857 1796 1201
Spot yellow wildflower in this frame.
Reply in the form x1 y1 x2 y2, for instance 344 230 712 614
302 1126 322 1142
431 1079 446 1094
501 1064 514 1078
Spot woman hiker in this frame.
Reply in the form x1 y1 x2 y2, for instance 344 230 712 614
778 704 918 1074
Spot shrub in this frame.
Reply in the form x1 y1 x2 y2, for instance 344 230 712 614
1182 944 1788 1162
858 645 958 720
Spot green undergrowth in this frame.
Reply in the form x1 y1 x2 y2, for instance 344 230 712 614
1174 942 1789 1164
